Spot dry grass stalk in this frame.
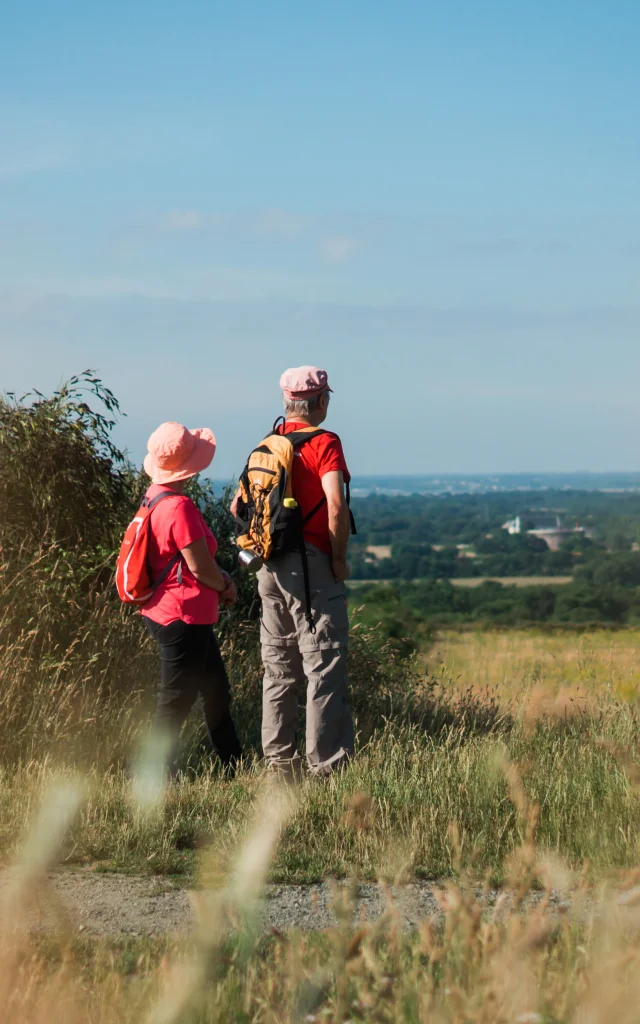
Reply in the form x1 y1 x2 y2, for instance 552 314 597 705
148 782 295 1024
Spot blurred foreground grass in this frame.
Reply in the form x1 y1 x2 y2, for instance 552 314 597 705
10 909 640 1024
4 770 640 1023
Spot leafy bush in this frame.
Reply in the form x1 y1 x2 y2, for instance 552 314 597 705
0 372 134 553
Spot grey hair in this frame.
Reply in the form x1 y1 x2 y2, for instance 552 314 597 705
283 390 329 418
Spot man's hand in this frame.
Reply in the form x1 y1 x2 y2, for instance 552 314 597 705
220 572 238 607
332 559 351 583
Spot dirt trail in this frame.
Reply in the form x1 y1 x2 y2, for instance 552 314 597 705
0 869 580 937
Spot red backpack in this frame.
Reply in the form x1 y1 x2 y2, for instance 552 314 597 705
115 490 181 604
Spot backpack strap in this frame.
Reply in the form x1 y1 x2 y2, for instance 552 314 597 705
301 479 357 533
151 552 182 590
346 480 357 536
298 538 316 634
286 428 328 448
142 488 180 511
142 488 185 587
270 417 328 447
302 496 327 525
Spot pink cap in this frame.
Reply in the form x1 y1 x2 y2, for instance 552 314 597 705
279 366 333 401
143 421 216 484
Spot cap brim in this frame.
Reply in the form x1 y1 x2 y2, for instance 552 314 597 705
282 385 333 400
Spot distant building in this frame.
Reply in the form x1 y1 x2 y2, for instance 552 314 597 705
502 514 586 552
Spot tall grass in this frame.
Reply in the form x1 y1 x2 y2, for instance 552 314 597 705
0 700 639 881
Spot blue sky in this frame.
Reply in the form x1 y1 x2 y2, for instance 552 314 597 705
1 0 639 479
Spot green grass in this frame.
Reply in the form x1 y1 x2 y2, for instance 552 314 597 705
2 705 638 883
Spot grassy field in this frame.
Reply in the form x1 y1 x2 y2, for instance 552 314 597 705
426 627 640 704
7 888 640 1024
2 702 639 882
2 617 640 882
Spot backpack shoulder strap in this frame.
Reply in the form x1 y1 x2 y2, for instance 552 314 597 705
286 428 328 449
345 480 357 536
301 476 357 533
142 489 181 512
141 488 186 586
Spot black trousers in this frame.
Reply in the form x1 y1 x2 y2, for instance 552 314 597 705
144 618 242 769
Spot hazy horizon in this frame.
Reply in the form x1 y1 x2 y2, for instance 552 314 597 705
206 471 640 497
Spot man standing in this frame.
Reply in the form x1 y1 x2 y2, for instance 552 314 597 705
257 366 354 779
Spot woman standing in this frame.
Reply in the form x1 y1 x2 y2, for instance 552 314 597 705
141 420 242 773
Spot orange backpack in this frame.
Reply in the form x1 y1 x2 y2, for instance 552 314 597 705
234 419 356 631
115 490 181 604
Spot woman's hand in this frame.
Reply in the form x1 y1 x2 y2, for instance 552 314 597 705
220 572 238 607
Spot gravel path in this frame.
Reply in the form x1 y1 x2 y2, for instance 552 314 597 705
0 869 580 937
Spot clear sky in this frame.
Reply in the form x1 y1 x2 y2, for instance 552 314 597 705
1 0 639 480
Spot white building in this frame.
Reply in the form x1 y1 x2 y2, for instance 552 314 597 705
502 514 586 552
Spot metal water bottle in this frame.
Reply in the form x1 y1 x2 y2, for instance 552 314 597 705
238 549 263 573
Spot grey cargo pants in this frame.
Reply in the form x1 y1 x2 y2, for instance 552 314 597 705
257 544 354 776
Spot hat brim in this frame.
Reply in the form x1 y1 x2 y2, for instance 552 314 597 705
144 428 216 484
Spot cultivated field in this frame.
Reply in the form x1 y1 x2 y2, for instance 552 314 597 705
450 575 574 587
349 575 574 587
365 544 393 560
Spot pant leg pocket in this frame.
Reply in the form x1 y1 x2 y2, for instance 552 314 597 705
302 582 349 651
259 591 298 647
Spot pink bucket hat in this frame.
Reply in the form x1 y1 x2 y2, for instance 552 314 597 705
143 421 216 484
279 366 333 401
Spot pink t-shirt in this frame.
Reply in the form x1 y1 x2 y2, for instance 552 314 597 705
140 485 219 626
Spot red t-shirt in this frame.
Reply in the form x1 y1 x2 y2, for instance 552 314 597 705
140 485 219 626
281 421 351 555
